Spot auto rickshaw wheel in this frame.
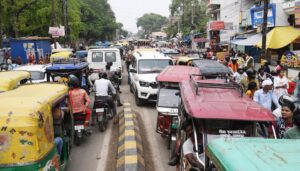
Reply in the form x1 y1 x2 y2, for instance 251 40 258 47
75 135 82 146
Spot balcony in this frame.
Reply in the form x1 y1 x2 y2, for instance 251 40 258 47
282 0 295 15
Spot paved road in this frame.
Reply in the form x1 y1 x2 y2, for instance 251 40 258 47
119 71 175 171
67 93 112 171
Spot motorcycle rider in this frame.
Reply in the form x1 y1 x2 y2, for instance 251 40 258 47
106 62 123 106
68 75 91 127
93 72 117 119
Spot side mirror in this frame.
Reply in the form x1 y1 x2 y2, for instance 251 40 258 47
129 68 136 73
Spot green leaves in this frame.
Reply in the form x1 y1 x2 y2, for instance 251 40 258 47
137 13 168 38
0 0 118 46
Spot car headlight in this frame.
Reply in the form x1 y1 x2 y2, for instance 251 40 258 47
139 81 150 87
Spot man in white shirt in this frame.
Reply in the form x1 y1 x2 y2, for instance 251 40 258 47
253 79 279 111
93 72 117 118
273 70 289 101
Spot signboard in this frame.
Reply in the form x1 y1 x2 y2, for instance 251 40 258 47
209 21 225 31
48 26 65 37
295 1 300 25
281 51 300 68
250 4 276 28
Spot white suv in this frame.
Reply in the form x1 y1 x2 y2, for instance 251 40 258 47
129 50 173 106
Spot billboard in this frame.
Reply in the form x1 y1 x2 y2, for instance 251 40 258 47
209 21 225 31
250 4 276 28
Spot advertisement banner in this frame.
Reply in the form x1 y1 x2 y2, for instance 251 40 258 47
48 26 65 37
281 51 300 68
250 4 276 28
209 21 225 31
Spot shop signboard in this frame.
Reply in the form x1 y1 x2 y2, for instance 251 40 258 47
48 26 65 38
250 4 276 28
295 1 300 25
209 21 225 31
281 51 300 68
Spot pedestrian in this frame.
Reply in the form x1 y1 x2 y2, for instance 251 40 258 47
273 70 289 101
257 68 267 87
293 72 300 98
126 49 133 72
240 69 260 93
228 57 239 73
244 53 254 70
262 61 271 74
232 67 245 84
273 95 297 138
245 82 257 99
284 105 300 139
253 79 279 111
274 60 283 73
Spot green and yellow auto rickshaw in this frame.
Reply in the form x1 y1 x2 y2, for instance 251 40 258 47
206 138 300 171
0 71 31 93
0 83 73 171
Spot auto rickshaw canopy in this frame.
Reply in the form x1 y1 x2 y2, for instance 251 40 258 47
207 138 300 171
156 66 199 83
179 76 275 121
0 71 31 92
191 59 232 75
0 83 69 165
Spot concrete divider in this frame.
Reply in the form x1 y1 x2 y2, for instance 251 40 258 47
117 102 145 171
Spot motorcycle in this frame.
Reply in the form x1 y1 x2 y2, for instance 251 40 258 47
93 99 112 132
73 112 91 145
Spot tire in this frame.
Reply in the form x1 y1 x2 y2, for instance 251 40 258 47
169 139 176 160
75 135 81 146
130 84 133 93
135 91 143 106
97 113 107 132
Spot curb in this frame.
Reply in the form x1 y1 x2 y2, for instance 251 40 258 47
117 102 145 171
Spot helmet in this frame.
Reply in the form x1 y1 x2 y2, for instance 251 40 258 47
278 94 298 112
68 75 80 88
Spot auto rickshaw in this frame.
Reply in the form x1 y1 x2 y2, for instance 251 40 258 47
191 59 232 77
177 74 276 170
0 70 31 93
0 83 73 171
156 66 200 158
175 56 199 66
46 58 89 90
206 138 300 171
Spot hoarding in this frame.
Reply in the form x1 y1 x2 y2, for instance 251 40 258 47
250 4 276 28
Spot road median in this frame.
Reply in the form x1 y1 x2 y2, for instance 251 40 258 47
117 102 145 171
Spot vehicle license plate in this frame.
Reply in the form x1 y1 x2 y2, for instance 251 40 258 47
170 109 178 114
75 125 84 130
96 108 105 112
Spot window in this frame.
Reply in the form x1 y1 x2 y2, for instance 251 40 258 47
138 59 172 73
92 52 103 62
30 71 45 80
157 89 180 108
105 52 116 62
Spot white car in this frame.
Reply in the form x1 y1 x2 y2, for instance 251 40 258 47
14 64 49 83
87 48 122 83
129 50 173 106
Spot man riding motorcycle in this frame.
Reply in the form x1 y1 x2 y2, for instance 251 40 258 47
93 72 117 119
68 75 91 126
106 62 123 106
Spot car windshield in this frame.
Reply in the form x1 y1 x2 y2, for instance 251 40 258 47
138 59 172 74
30 71 45 80
105 52 116 62
92 52 103 62
157 88 180 108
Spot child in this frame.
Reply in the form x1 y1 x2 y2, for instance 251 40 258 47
246 82 257 99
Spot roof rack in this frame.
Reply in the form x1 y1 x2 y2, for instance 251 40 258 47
51 58 80 66
189 74 243 97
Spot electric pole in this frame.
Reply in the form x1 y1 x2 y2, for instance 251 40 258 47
261 0 269 62
51 0 57 49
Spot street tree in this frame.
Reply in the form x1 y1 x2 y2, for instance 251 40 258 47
137 13 168 38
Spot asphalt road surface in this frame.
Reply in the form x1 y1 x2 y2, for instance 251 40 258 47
67 70 174 171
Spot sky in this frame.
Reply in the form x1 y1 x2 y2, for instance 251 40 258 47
108 0 172 33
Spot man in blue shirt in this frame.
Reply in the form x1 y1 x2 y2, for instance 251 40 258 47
253 79 279 111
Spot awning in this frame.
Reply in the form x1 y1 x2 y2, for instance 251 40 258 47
231 34 262 46
257 26 300 49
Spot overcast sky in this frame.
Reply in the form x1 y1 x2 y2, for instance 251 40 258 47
108 0 172 33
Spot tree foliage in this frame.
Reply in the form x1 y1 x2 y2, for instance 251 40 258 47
0 0 121 47
167 0 208 38
136 13 168 38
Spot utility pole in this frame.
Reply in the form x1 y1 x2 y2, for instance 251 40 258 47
51 0 57 49
261 0 269 63
191 1 194 25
